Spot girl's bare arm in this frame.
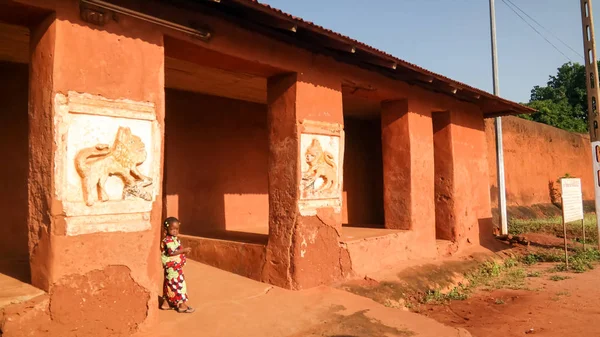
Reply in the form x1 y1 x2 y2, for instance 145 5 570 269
169 247 192 256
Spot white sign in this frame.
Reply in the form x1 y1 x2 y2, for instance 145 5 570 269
561 178 584 223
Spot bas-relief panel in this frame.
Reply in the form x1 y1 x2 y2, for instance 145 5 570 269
53 92 161 236
298 120 344 216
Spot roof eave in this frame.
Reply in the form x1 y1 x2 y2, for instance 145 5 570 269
183 0 536 117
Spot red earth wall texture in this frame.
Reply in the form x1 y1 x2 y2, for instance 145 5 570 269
164 89 269 234
486 116 594 208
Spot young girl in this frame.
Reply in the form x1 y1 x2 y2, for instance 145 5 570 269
161 217 195 313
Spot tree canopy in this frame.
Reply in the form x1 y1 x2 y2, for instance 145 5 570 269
519 61 598 133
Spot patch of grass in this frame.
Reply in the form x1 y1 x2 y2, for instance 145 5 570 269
494 298 505 305
422 287 467 304
522 254 539 265
490 267 527 290
508 213 598 244
446 287 468 301
423 258 531 305
504 257 519 268
549 249 600 273
520 250 565 265
418 248 600 306
552 263 568 272
551 273 568 280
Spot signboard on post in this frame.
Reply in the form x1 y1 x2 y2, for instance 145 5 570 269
561 178 584 223
560 178 585 268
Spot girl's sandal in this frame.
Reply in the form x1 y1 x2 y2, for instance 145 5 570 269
177 306 195 313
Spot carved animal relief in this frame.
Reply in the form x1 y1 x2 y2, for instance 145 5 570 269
301 138 338 198
75 126 153 206
297 121 343 216
54 91 159 236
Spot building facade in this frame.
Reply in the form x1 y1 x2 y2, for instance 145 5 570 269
0 0 533 333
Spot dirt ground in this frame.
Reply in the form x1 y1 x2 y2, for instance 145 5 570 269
153 261 470 337
340 232 600 337
406 233 600 337
420 264 600 337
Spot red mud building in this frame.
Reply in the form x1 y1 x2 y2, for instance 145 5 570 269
0 0 533 333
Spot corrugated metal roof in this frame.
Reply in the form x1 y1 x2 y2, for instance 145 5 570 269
225 0 535 116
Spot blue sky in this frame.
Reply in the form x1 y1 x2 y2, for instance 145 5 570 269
260 0 593 103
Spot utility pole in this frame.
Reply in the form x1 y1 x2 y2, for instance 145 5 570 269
489 0 508 235
580 0 600 249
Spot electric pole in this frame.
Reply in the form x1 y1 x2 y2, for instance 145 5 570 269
489 0 509 235
580 0 600 249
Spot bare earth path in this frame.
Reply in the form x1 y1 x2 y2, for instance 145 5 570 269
156 261 470 337
419 264 600 337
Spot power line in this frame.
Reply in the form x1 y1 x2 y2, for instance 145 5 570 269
504 0 584 59
500 0 574 62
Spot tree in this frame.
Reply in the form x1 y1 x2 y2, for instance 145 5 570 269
519 61 598 133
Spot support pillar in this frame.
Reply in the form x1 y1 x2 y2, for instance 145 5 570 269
381 100 435 240
263 73 350 289
446 108 494 245
28 1 164 333
432 111 457 241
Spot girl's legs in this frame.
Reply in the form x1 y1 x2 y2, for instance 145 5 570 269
161 276 174 310
164 268 194 313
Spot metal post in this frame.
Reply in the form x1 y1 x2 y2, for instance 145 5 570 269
580 0 600 250
583 218 586 251
563 216 569 269
490 0 508 235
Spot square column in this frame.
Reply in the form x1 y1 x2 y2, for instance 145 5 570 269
263 73 350 289
447 108 493 245
28 2 164 334
433 110 457 241
381 100 435 240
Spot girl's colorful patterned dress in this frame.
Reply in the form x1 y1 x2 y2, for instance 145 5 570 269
161 235 188 306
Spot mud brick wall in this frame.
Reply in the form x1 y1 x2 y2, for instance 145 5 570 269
486 116 594 214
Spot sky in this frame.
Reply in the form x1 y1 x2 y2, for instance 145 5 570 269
259 0 593 104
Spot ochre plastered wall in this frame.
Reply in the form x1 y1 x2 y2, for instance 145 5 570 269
0 62 29 266
24 0 165 334
263 73 351 290
450 108 493 246
486 116 594 208
433 110 456 241
164 89 269 234
10 0 500 328
381 100 435 231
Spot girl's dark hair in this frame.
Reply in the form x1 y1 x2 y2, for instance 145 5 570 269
163 217 180 229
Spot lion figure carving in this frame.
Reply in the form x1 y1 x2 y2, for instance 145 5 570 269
302 138 338 196
75 126 153 206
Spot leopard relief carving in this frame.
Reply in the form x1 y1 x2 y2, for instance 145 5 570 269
75 126 153 206
301 138 338 196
